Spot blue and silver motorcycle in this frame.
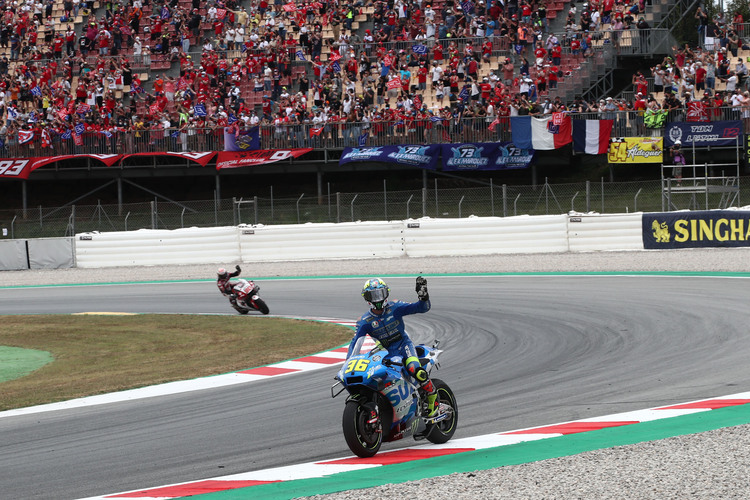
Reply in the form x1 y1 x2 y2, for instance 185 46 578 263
331 340 458 457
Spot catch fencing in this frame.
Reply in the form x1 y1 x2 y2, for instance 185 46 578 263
2 176 749 240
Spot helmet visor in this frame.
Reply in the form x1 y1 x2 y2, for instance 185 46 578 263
364 287 388 304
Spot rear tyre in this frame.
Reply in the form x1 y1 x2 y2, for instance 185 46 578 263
254 298 270 315
425 378 458 444
342 400 382 457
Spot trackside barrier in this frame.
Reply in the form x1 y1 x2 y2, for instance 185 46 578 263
69 214 647 268
404 215 570 257
0 237 74 270
74 227 240 268
567 213 644 252
238 221 404 261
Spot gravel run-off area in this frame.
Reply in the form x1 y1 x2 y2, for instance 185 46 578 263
3 248 750 499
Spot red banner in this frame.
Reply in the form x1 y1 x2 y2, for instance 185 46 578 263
0 155 122 179
122 152 216 166
216 149 312 169
387 77 402 90
283 2 297 11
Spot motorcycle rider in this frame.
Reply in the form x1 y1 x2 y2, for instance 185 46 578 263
217 265 242 306
346 276 439 417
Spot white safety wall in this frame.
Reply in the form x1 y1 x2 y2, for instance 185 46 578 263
71 213 648 268
239 221 404 261
75 226 241 268
566 213 644 252
404 215 569 257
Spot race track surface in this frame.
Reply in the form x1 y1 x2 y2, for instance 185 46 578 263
1 274 749 499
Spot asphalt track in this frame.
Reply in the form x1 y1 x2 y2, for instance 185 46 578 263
1 274 750 499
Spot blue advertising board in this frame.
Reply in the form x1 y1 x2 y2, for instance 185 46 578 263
664 120 742 147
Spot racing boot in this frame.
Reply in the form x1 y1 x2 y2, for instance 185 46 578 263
426 391 439 418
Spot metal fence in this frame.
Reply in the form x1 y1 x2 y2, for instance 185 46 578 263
3 106 748 159
3 176 748 239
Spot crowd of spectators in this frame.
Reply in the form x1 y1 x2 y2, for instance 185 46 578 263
0 0 746 155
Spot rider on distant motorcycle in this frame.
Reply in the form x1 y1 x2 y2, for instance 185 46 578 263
217 265 242 306
347 276 439 417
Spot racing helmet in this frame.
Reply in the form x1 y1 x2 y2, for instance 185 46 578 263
362 278 390 309
217 267 229 280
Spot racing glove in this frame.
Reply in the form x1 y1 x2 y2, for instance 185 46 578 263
416 276 429 301
235 265 241 273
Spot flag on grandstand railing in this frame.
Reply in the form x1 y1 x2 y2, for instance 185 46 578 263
387 77 402 90
224 126 259 151
18 129 34 145
295 50 306 61
30 85 42 97
412 44 427 54
330 61 341 73
571 119 613 155
391 120 405 128
358 132 369 146
170 129 180 138
283 2 296 11
510 114 572 150
686 101 709 122
228 114 237 124
430 115 442 122
73 131 83 146
310 126 324 137
61 128 72 140
193 103 207 117
75 123 86 135
488 116 501 131
76 103 90 115
413 95 422 110
99 130 113 138
41 128 51 148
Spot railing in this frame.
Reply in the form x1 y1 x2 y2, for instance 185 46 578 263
0 106 745 158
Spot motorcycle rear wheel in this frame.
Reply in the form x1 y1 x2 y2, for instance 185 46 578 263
342 400 382 457
253 297 270 315
425 378 458 444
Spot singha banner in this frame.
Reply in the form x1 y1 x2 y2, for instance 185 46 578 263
643 211 750 249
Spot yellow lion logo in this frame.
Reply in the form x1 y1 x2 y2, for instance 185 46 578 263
652 220 670 242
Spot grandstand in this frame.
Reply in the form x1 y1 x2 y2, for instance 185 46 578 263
0 0 746 213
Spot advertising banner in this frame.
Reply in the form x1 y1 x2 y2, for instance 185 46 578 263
216 149 312 169
340 145 441 170
608 137 664 164
643 211 750 249
664 120 742 147
0 155 123 179
441 143 534 170
121 152 216 166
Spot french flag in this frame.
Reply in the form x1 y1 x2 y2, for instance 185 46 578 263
510 114 572 150
572 119 614 155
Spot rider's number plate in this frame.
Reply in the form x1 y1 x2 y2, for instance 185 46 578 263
344 359 370 374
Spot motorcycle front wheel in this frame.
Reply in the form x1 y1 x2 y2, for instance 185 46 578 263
425 378 458 444
253 297 270 315
342 400 382 457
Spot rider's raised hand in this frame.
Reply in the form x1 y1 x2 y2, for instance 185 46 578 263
235 265 241 273
416 276 429 301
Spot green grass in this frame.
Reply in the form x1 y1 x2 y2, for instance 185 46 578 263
0 314 352 411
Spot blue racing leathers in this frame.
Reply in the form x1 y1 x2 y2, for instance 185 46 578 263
346 299 431 362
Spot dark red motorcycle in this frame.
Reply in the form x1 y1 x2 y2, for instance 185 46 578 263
230 279 270 315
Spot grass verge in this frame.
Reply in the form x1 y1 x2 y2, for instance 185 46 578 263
0 314 352 411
